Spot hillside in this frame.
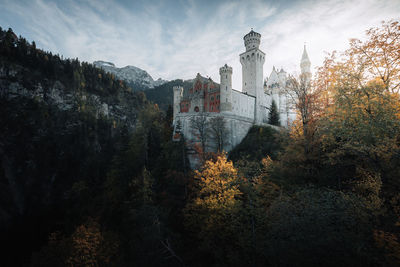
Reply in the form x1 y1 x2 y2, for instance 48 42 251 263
0 27 152 265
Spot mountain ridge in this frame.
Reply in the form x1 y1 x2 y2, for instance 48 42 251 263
93 60 168 90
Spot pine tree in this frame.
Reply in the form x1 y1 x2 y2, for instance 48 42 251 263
268 99 280 126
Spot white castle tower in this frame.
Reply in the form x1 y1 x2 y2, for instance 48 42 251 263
219 64 233 112
240 30 266 124
300 44 311 81
173 86 183 119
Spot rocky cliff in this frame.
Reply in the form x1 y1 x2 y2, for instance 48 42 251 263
93 60 167 90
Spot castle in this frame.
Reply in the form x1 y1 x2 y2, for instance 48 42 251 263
172 29 311 154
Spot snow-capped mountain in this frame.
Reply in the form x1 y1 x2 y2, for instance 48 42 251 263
93 60 168 90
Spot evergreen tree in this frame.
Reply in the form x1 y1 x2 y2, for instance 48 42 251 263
268 99 280 126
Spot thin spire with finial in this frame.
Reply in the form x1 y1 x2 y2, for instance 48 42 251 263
301 43 310 62
301 42 311 75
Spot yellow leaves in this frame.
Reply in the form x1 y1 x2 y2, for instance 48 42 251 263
261 156 273 170
66 219 119 267
366 77 386 88
314 21 400 156
67 219 103 266
346 20 400 93
194 154 240 209
288 118 304 139
184 154 242 240
316 21 400 123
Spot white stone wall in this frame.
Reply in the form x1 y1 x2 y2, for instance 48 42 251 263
231 90 255 120
174 112 254 153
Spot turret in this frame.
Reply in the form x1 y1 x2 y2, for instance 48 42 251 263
300 45 311 81
240 30 265 96
219 64 233 112
173 86 183 120
240 29 266 124
243 29 261 51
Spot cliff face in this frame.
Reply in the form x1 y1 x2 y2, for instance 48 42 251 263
0 64 145 130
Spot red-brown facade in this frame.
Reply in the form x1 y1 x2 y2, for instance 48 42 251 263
179 76 220 113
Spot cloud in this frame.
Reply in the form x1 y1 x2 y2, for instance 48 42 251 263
0 0 399 90
259 0 400 78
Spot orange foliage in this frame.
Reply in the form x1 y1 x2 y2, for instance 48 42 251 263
184 154 241 243
67 218 119 266
193 154 241 210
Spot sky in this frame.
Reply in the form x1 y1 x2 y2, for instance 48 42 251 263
0 0 399 90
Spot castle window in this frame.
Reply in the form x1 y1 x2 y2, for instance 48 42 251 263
194 106 199 112
226 86 227 90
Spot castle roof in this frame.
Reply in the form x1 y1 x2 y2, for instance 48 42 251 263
266 67 279 85
195 73 209 83
244 29 261 39
181 73 220 100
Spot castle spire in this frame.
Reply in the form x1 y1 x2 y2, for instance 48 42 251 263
300 44 311 75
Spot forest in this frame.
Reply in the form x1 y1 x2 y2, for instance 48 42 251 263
0 20 400 267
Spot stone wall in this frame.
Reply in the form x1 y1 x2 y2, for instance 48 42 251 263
231 90 255 119
174 112 257 167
